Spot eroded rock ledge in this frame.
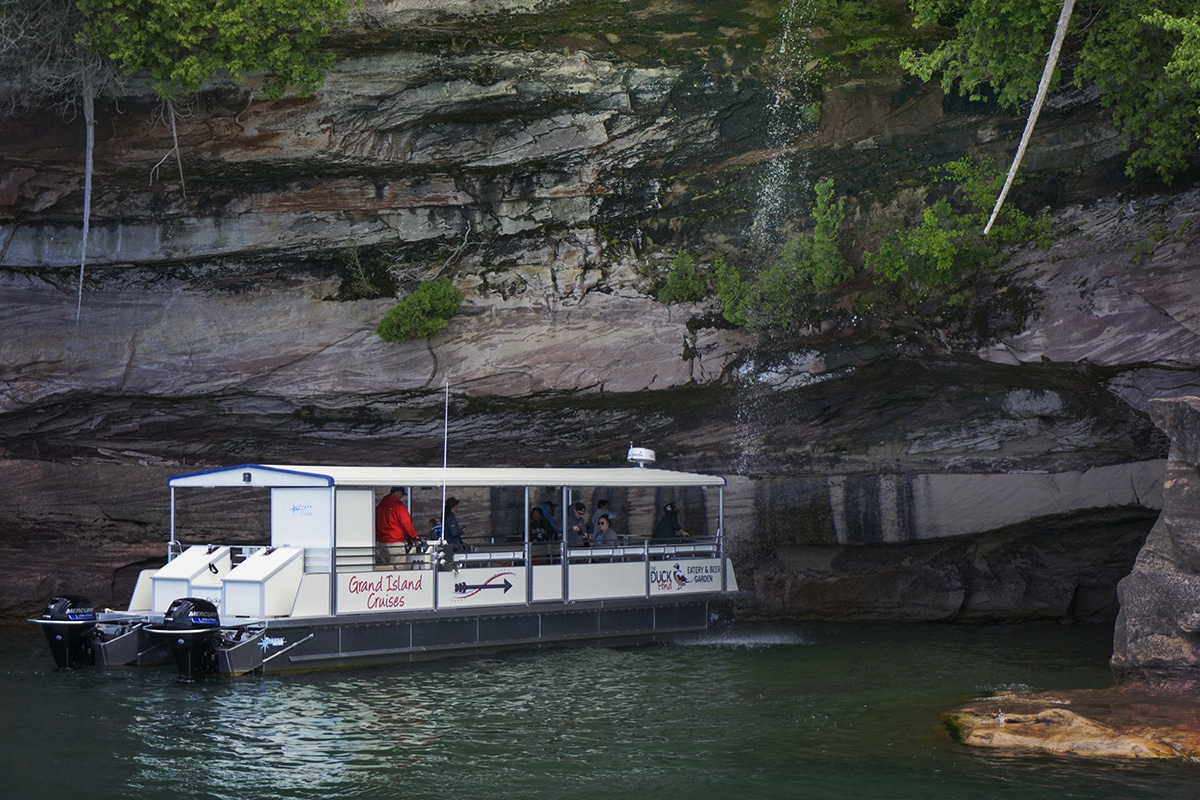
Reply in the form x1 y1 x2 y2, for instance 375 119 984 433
947 397 1200 759
946 690 1200 759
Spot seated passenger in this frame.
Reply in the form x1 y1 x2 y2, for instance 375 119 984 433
591 498 619 533
591 513 617 547
565 501 590 547
529 506 557 542
442 496 467 552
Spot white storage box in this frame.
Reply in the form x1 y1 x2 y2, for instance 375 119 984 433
151 545 232 613
222 546 304 618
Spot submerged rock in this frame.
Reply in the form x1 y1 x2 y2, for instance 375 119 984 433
947 689 1200 759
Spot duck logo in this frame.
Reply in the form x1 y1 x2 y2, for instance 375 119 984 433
650 563 688 592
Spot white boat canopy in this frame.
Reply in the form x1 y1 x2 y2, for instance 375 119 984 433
167 463 727 489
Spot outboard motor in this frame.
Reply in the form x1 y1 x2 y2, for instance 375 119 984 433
159 597 222 682
36 595 98 670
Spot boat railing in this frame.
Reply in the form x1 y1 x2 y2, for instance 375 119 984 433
329 536 721 572
567 537 719 563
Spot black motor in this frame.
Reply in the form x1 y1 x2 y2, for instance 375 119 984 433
160 597 222 682
37 595 98 670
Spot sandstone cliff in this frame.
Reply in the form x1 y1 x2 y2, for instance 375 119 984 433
1 0 1197 624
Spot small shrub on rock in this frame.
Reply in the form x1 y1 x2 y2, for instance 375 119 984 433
657 249 706 304
376 278 464 342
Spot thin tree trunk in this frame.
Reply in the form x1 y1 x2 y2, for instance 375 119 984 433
984 0 1076 235
76 73 94 323
170 102 186 199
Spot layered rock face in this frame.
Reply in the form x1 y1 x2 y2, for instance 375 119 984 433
0 0 1197 623
1113 397 1200 689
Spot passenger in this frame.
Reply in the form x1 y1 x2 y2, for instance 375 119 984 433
537 499 560 538
592 513 617 547
565 501 591 547
442 496 466 552
529 506 557 542
375 486 420 564
652 502 690 542
591 498 618 534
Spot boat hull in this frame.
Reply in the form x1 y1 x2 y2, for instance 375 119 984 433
252 595 731 673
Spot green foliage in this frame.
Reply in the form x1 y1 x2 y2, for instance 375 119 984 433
902 0 1200 182
657 249 706 304
864 156 1049 293
376 278 463 342
865 198 976 287
336 240 396 301
1151 12 1200 89
714 255 751 328
808 0 925 78
77 0 356 99
758 176 850 306
1130 224 1167 266
1075 3 1199 181
901 0 1061 108
809 176 850 290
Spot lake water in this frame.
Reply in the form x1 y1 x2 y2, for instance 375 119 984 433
2 622 1195 799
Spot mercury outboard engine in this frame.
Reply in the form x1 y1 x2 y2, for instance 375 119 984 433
37 595 98 670
160 597 222 682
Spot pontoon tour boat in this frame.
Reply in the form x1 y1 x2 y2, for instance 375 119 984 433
32 449 739 680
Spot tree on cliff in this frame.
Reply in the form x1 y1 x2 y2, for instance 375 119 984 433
79 0 357 199
0 0 356 320
0 0 126 321
77 0 354 101
902 0 1200 182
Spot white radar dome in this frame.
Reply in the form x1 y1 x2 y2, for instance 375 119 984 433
627 446 656 467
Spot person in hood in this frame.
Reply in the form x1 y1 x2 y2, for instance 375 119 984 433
652 502 690 542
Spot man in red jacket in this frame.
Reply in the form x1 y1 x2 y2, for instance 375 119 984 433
376 486 419 565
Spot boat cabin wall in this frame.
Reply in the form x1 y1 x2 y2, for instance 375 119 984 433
270 488 334 549
335 489 374 548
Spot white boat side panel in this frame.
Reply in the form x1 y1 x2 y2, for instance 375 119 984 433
439 566 525 608
271 488 333 549
568 562 646 601
532 565 563 602
292 573 331 618
223 546 304 618
152 545 233 613
335 489 375 548
648 558 725 596
128 569 157 612
337 570 434 613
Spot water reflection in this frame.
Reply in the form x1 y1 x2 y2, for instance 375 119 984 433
110 646 753 799
4 625 1199 800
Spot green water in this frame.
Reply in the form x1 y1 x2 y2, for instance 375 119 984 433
1 623 1195 799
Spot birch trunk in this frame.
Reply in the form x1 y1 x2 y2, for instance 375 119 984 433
984 0 1076 235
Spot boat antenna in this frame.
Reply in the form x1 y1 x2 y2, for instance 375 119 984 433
438 379 450 561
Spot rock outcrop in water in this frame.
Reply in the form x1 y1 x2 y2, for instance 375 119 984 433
1 0 1198 629
1112 397 1200 690
943 398 1200 760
